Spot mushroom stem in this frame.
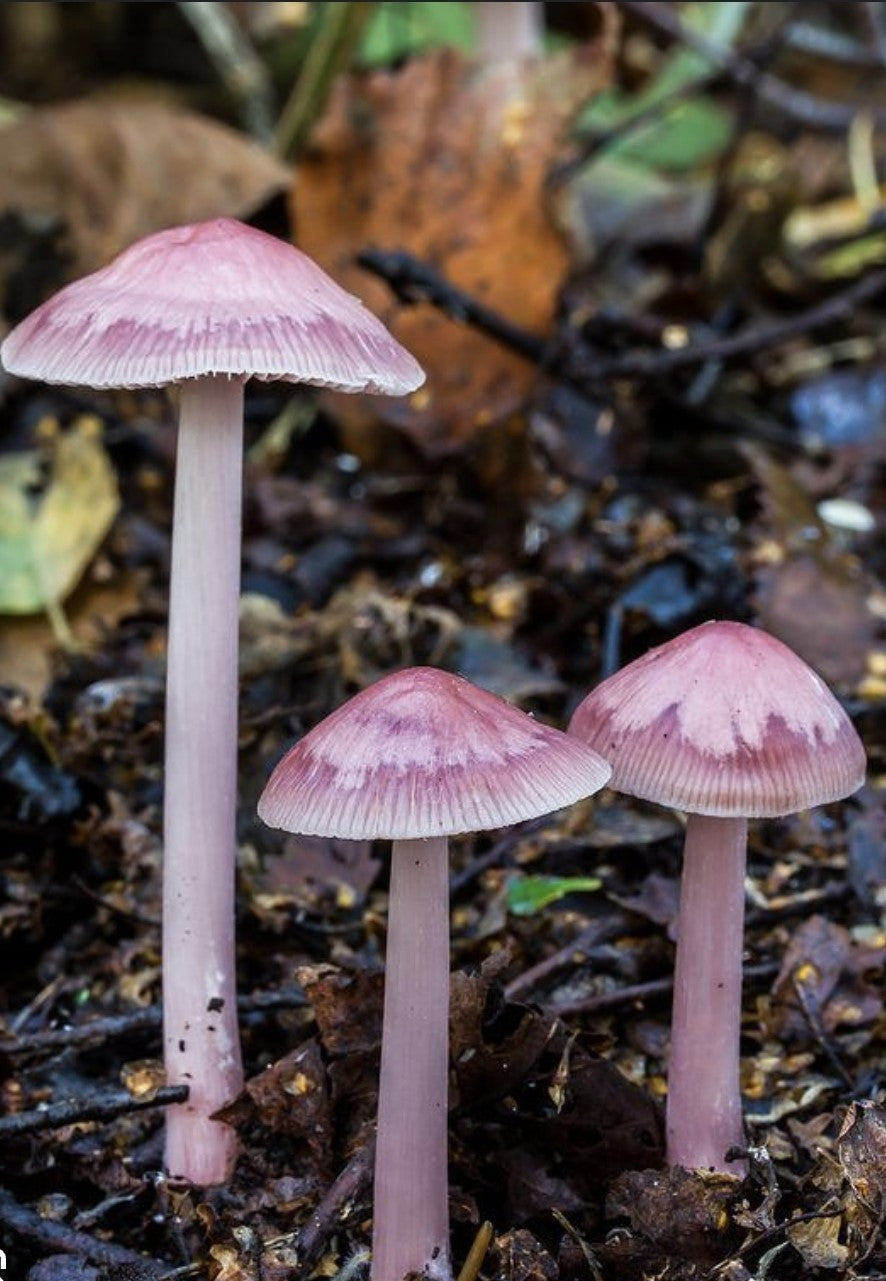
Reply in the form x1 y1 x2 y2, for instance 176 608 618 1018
162 375 245 1184
474 2 543 61
667 814 748 1175
372 837 451 1281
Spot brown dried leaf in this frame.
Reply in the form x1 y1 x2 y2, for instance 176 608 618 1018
606 1166 741 1265
0 97 290 294
611 871 680 937
224 1037 333 1173
786 1213 849 1270
528 1044 665 1186
754 554 875 691
292 45 613 455
238 594 325 682
494 1147 584 1224
743 443 877 689
491 1229 558 1281
297 963 383 1057
269 835 379 906
450 956 556 1108
767 915 884 1042
837 1100 886 1217
327 586 462 685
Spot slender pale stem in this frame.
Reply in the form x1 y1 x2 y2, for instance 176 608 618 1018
162 375 245 1184
474 2 543 61
667 814 748 1175
372 837 452 1281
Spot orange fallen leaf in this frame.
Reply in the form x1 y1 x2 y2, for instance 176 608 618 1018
292 41 615 455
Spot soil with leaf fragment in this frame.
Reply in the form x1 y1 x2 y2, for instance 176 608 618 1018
1 4 885 1280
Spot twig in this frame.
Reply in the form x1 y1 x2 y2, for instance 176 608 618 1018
570 268 886 380
863 1 886 68
789 972 855 1088
786 21 884 66
704 1203 849 1279
178 0 275 142
503 914 630 1001
294 1138 375 1270
0 1083 188 1137
457 1221 495 1281
551 960 779 1016
450 815 554 897
623 0 886 132
0 1184 167 1274
362 248 886 386
153 1144 376 1280
273 2 373 158
356 249 547 364
547 67 724 187
0 986 307 1059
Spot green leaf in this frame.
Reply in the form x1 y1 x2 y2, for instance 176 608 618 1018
506 874 602 917
610 98 733 171
579 1 749 173
360 2 474 67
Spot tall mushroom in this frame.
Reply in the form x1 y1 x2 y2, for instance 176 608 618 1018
568 621 865 1174
0 218 424 1185
258 665 611 1281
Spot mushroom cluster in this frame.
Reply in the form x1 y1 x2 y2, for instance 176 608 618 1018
0 211 869 1280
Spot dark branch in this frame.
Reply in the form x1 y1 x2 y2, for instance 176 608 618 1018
360 245 886 386
0 1184 168 1275
551 960 779 1016
1 987 306 1059
356 248 547 363
0 1083 188 1138
623 1 886 132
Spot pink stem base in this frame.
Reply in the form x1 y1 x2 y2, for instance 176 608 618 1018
667 814 748 1175
162 376 245 1185
371 837 452 1281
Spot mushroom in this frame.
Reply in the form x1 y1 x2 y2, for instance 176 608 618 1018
258 665 611 1281
568 620 865 1174
0 218 424 1185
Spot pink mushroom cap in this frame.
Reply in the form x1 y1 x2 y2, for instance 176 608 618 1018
0 217 425 394
258 666 612 840
569 621 866 818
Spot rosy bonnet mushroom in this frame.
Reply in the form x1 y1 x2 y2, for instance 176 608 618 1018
0 217 424 1185
568 620 865 1175
258 665 611 1281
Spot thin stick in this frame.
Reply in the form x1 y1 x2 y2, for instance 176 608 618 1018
0 1184 167 1274
551 960 779 1016
0 987 306 1059
623 1 886 132
358 248 886 383
296 1139 375 1270
178 0 274 141
0 1084 188 1137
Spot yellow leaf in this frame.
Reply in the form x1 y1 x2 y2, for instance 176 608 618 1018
0 419 119 615
787 1214 849 1269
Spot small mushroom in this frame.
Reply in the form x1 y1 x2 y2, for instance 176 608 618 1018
569 620 866 1174
0 218 424 1184
258 665 611 1281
